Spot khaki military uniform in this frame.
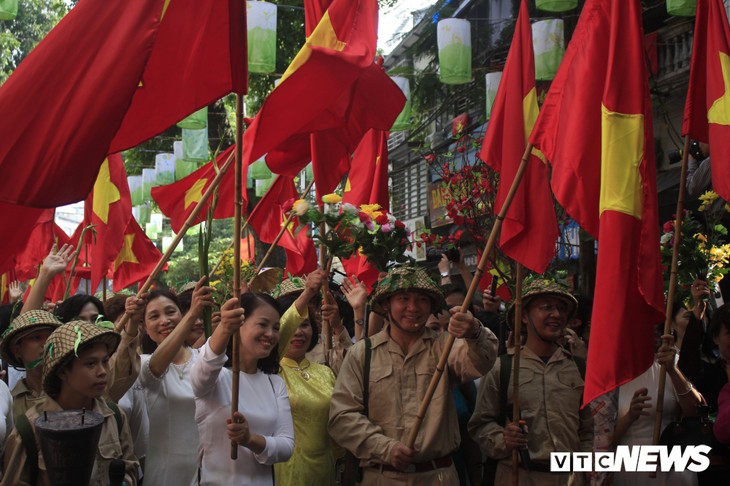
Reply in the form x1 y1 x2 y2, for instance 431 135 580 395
11 379 44 422
2 397 139 486
306 328 352 376
468 346 593 486
106 328 140 402
328 325 498 485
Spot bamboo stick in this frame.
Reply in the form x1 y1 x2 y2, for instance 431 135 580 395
511 264 523 486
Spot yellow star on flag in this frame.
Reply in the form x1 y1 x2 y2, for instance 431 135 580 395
184 178 208 210
344 177 352 192
281 214 296 237
114 233 139 270
708 51 730 126
92 159 121 224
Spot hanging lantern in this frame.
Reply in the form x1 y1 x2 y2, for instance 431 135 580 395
532 19 565 81
145 222 159 240
535 0 577 12
142 168 156 201
390 77 411 132
247 1 277 74
136 203 151 226
182 128 209 162
177 107 208 130
666 0 696 16
150 213 164 234
437 18 472 85
255 178 274 197
0 0 18 20
128 176 144 206
250 159 272 180
155 153 175 186
484 72 503 120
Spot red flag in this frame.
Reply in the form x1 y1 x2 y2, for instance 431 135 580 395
248 177 317 276
341 129 390 288
151 146 242 234
0 0 165 208
529 0 664 405
479 0 558 274
244 0 405 192
0 205 52 275
15 220 68 282
682 0 730 201
109 0 247 153
112 218 164 292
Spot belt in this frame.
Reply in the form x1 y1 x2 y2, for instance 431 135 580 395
377 455 453 474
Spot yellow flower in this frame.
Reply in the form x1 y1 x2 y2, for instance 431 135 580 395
694 233 708 243
360 203 382 218
321 193 342 204
725 203 730 214
698 191 719 212
292 199 309 216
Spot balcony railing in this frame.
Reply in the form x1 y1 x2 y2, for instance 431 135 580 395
654 20 693 87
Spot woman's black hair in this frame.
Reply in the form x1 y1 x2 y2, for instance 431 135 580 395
277 292 319 352
177 289 193 314
240 292 283 374
710 304 730 338
55 295 104 323
103 294 130 323
671 300 688 322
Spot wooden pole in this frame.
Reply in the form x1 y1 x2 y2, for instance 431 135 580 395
249 179 316 278
114 149 236 333
102 277 107 303
319 218 332 365
651 135 691 448
510 264 524 485
405 144 532 449
231 94 245 460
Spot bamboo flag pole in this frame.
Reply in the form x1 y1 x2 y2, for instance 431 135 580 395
319 218 332 364
231 94 245 460
114 149 236 333
651 135 691 448
511 263 524 486
248 178 316 279
405 143 533 448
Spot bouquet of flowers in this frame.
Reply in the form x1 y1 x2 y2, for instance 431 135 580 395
660 191 730 303
209 249 258 300
294 193 360 261
347 203 411 272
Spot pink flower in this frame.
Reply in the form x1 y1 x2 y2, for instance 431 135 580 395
663 220 674 234
381 223 394 233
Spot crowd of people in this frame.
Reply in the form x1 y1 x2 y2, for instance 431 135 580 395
0 243 729 486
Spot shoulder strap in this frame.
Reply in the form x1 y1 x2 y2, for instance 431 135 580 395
15 414 38 486
104 399 123 436
498 354 512 427
362 337 372 418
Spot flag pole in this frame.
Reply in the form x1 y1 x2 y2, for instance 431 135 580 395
406 143 533 448
511 263 523 486
651 135 691 449
230 94 245 460
319 215 332 365
249 178 316 278
114 149 236 333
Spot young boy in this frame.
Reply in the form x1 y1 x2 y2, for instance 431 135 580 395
2 320 139 486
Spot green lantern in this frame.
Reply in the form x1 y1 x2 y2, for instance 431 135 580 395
247 1 277 74
485 72 502 120
666 0 696 16
255 177 274 197
535 0 577 12
128 176 144 206
250 159 272 180
136 204 151 226
177 107 208 130
0 0 18 20
182 128 209 162
532 19 565 81
155 153 175 186
390 76 411 132
437 18 472 85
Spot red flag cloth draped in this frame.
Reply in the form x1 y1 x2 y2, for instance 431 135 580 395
0 0 165 208
112 218 164 292
682 0 730 201
0 206 53 275
151 146 242 234
248 177 317 276
245 0 405 189
14 220 68 282
341 129 390 289
109 0 247 153
529 0 664 406
479 0 558 274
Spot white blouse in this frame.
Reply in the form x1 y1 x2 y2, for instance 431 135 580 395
190 340 294 486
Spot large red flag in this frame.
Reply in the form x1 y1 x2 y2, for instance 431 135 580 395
151 146 242 234
479 0 558 274
529 0 664 405
244 0 405 190
682 0 730 201
0 0 165 208
341 129 390 288
248 177 317 276
0 206 53 275
112 218 164 292
14 219 68 282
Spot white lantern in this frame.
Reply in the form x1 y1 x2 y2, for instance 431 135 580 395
142 168 156 201
485 72 503 120
128 176 144 206
155 153 175 186
437 18 472 85
532 19 565 81
247 1 277 74
390 76 411 132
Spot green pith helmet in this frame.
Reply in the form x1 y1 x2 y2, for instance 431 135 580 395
1 310 62 368
370 265 445 316
507 278 578 326
42 321 121 397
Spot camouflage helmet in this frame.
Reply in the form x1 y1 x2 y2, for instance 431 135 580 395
1 310 62 368
370 265 445 316
507 278 578 326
